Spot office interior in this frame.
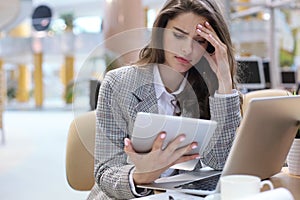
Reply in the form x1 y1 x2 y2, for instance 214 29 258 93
0 0 300 199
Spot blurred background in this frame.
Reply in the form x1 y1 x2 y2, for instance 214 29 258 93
1 0 300 199
1 0 300 111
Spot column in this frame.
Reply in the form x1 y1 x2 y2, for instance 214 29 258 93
0 59 4 105
269 6 281 88
0 59 4 141
16 64 30 102
33 52 43 108
65 55 74 85
103 0 145 64
64 55 74 104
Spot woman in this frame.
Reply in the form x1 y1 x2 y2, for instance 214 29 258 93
88 0 241 199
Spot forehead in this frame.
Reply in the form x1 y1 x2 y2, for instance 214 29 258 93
166 12 207 34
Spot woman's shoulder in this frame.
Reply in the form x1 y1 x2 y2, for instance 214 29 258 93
106 65 137 76
105 64 154 82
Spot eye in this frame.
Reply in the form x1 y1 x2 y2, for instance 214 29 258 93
173 32 185 39
196 39 206 44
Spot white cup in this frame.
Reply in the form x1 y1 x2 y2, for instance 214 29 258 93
220 175 274 200
240 187 294 200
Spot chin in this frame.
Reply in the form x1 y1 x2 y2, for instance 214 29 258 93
175 64 192 73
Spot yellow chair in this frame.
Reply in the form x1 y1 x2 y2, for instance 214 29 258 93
242 89 292 115
65 111 96 191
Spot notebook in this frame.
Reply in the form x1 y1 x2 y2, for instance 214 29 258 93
137 95 300 196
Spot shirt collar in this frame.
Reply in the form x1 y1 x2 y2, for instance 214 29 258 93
153 64 188 99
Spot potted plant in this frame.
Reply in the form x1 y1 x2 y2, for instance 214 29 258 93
287 129 300 175
60 13 74 32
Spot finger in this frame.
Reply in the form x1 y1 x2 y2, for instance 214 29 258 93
203 22 227 53
173 141 198 158
164 134 186 154
196 23 215 38
203 22 218 38
152 131 166 151
173 153 200 165
196 23 226 54
124 138 143 163
196 28 218 51
196 23 215 36
124 138 135 154
197 22 221 44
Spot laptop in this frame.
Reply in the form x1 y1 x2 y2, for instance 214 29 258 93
137 95 300 196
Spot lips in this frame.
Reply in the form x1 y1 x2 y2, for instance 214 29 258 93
175 56 191 64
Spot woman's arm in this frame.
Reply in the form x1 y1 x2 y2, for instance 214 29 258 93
94 71 137 199
201 94 242 170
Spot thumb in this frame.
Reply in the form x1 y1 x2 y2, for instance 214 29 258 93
124 138 135 154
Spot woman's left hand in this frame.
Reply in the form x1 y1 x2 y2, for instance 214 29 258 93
124 132 199 185
196 21 232 94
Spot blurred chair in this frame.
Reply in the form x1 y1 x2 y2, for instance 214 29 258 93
242 89 292 115
0 116 4 144
66 111 96 191
89 79 101 110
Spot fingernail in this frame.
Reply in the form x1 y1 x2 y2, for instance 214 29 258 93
205 21 210 26
180 136 186 142
197 24 203 28
196 156 201 159
124 138 129 146
192 144 198 149
160 133 166 139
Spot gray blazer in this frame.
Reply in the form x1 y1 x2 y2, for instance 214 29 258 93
88 65 241 200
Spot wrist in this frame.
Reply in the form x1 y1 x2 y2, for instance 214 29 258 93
133 170 155 185
216 72 232 93
217 80 233 94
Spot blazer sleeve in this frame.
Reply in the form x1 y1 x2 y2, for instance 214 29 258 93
94 71 137 199
201 94 242 170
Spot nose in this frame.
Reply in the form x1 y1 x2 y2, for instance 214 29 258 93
181 38 193 56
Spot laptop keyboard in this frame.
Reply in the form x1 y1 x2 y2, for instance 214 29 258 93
179 174 221 191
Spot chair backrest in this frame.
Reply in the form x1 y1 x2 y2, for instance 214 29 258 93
66 111 96 191
242 89 292 115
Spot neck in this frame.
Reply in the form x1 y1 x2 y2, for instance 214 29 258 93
158 64 186 93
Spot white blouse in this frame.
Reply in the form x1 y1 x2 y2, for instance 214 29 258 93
153 64 187 116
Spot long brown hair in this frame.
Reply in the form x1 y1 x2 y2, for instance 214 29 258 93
136 0 238 119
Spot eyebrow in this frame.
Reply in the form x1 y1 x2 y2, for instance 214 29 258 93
173 26 189 35
173 26 205 40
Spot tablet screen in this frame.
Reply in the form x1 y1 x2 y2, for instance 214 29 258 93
131 112 217 156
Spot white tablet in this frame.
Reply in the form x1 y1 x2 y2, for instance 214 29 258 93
131 112 218 156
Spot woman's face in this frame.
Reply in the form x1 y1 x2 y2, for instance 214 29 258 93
163 12 208 74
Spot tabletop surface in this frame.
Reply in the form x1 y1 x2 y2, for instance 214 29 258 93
136 167 300 200
267 167 300 199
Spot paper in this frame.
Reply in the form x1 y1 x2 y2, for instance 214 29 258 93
131 190 204 200
155 167 219 184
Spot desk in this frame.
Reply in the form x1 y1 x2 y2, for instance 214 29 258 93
267 167 300 199
149 168 300 199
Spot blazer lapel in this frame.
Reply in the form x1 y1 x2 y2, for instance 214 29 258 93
133 84 158 113
132 66 158 114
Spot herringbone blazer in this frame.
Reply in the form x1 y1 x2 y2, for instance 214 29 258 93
88 64 241 200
